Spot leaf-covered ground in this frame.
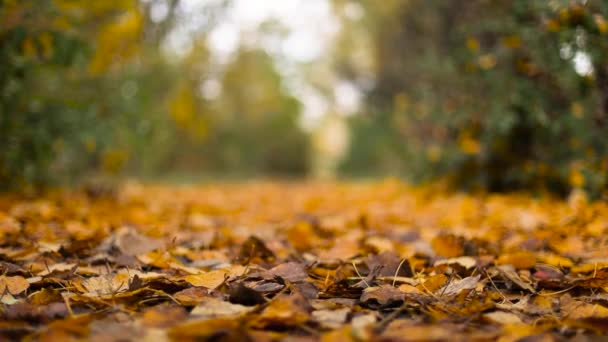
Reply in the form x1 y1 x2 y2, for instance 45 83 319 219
1 181 608 341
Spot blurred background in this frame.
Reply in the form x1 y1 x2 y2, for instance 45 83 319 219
1 0 608 196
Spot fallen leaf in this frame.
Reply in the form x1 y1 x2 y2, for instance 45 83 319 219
483 311 523 324
183 270 227 290
253 293 311 327
113 227 164 256
312 308 350 329
497 251 536 269
173 287 209 305
266 262 308 282
431 234 464 258
437 275 480 297
190 297 253 318
141 304 187 328
169 318 243 341
435 256 477 269
0 275 29 295
360 285 405 308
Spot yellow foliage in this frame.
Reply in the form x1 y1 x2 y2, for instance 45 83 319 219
466 37 480 52
571 102 584 118
426 145 442 162
502 35 521 49
38 32 54 59
568 168 585 188
88 8 143 75
102 148 129 174
21 37 37 59
478 54 497 70
168 84 208 141
497 251 536 269
594 14 608 34
53 0 135 16
545 19 560 32
458 134 480 155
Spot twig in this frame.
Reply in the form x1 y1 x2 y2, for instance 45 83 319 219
485 270 511 304
393 258 408 287
538 285 577 296
62 292 74 317
439 273 454 297
351 261 369 288
375 304 410 333
593 262 598 279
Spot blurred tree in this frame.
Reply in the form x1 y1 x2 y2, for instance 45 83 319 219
0 0 133 188
1 0 309 189
335 0 608 196
198 48 310 176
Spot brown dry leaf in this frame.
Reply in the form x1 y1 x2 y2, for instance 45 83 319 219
141 304 187 328
312 308 350 329
237 236 275 263
398 284 423 294
190 297 254 319
483 311 524 325
0 275 29 295
1 293 18 305
365 251 412 278
168 318 243 341
434 256 477 269
113 227 164 256
360 285 405 308
381 320 457 341
253 293 311 327
437 275 480 297
560 294 608 320
317 239 361 262
496 265 536 293
36 263 77 276
80 271 132 295
266 262 308 282
173 287 209 305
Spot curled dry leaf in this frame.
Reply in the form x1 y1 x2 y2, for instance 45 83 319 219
437 275 480 297
360 285 405 309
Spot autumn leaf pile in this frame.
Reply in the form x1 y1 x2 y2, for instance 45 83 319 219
1 181 608 341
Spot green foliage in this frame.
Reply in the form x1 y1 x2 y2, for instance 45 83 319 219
338 0 608 196
0 1 89 188
1 1 310 190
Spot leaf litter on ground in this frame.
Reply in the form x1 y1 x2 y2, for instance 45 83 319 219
1 181 608 340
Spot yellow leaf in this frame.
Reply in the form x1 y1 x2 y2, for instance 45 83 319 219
502 35 522 49
478 54 497 70
545 19 561 32
0 275 29 295
594 14 608 34
569 168 585 188
466 37 480 52
184 270 227 289
458 135 481 155
497 251 536 269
